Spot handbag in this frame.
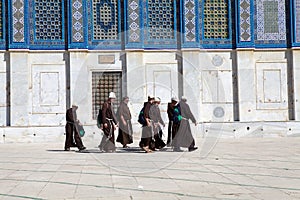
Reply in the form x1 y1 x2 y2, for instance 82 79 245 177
77 124 85 137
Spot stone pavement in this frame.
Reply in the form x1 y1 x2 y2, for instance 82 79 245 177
0 137 300 200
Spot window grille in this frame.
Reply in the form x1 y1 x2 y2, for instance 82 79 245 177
92 72 122 119
203 0 229 39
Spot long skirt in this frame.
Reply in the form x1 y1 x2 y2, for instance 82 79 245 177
171 119 195 148
65 122 84 149
116 120 133 145
99 121 115 151
139 125 152 148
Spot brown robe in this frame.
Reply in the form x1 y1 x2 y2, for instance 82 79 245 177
65 108 84 150
116 102 133 146
172 101 196 148
139 101 153 148
149 104 165 137
99 100 118 151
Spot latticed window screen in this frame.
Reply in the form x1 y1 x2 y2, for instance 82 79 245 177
263 1 279 33
147 0 175 40
34 0 63 40
203 0 229 39
0 1 2 39
93 0 119 40
92 72 122 120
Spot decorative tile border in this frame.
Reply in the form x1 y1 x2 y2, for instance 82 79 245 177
184 0 196 42
128 0 140 42
240 0 251 42
12 0 25 42
71 0 84 43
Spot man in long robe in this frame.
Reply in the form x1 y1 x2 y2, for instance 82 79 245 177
172 97 198 152
149 97 166 149
139 95 155 153
64 105 86 151
116 97 133 148
167 97 178 146
99 92 118 152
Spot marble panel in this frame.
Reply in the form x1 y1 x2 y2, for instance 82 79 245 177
256 62 288 110
202 70 218 103
32 64 65 114
293 50 300 120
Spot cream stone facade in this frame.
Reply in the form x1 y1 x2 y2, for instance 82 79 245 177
1 0 300 142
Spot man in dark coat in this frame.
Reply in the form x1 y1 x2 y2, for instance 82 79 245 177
172 96 198 152
99 92 118 152
139 95 155 153
116 97 133 148
167 97 178 146
64 104 86 151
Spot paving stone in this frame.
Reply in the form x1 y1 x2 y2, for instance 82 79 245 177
0 138 300 199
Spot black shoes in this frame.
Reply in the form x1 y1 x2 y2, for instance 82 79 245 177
65 146 86 151
188 147 198 152
79 146 86 151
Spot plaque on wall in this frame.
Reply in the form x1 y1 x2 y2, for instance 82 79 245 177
98 55 115 64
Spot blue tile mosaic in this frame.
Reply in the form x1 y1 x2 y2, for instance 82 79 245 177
296 0 300 43
255 0 286 46
29 0 65 49
199 0 232 48
144 0 177 48
240 0 251 42
12 0 25 42
87 0 121 49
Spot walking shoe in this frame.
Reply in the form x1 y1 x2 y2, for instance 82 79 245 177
188 147 198 152
79 146 86 151
173 147 183 152
64 148 70 151
71 143 77 147
142 146 152 153
104 147 116 153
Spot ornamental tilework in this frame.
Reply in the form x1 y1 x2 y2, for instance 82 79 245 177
240 0 251 42
128 0 140 42
33 0 63 41
184 0 196 42
0 1 2 39
256 0 286 41
72 0 84 42
147 0 175 40
12 0 25 42
203 0 229 39
92 0 118 40
296 0 300 43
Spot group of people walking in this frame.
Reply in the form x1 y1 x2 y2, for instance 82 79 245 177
64 92 198 153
